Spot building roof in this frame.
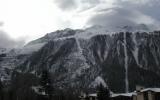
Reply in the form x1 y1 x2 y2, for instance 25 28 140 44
79 88 160 99
88 93 97 97
141 88 160 93
111 92 136 97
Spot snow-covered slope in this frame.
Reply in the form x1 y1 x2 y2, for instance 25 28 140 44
16 24 152 55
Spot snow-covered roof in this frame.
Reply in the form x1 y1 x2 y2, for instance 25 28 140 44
111 92 136 97
88 93 97 97
111 88 160 98
141 88 160 93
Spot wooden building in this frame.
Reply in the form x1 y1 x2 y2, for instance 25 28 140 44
133 88 160 100
111 88 160 100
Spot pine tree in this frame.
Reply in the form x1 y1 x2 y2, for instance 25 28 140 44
40 69 54 100
97 83 110 100
85 92 90 100
0 80 4 100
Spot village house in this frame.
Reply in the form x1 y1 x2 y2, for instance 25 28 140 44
133 88 160 100
88 94 97 100
79 93 97 100
79 88 160 100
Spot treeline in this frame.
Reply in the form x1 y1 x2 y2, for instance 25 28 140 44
0 70 79 100
0 69 111 100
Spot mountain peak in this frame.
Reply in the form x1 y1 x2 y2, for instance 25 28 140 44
18 24 153 54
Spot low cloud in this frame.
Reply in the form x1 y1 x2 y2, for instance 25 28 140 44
53 0 160 29
0 30 25 49
53 0 102 11
87 7 158 28
87 0 160 29
53 0 77 11
87 8 136 27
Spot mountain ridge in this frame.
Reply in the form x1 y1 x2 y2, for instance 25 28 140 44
16 29 160 93
1 25 160 93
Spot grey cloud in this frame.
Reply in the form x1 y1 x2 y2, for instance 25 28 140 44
81 0 101 4
87 0 160 29
53 0 160 29
53 0 102 11
116 0 160 21
0 22 4 27
88 8 139 27
53 0 77 11
81 0 101 6
0 30 25 49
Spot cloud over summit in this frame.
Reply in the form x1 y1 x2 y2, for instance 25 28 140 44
53 0 160 29
0 0 160 46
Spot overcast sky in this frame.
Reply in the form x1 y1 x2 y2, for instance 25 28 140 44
0 0 160 48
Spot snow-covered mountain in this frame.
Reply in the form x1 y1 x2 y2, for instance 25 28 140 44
1 25 160 93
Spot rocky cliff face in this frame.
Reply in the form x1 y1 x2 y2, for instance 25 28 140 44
1 26 160 93
15 27 160 93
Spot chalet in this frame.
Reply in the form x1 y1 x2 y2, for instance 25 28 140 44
111 88 160 100
88 94 97 100
79 88 160 100
79 93 97 100
133 88 160 100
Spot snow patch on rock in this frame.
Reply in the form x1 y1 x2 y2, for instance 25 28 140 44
91 76 107 88
19 42 46 54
